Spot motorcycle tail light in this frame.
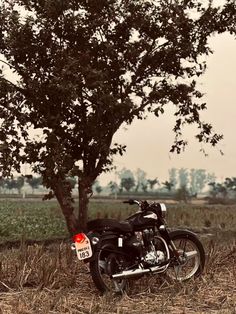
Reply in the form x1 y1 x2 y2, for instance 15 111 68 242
73 233 86 244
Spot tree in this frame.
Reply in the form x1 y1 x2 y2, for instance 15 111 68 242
135 168 147 192
178 168 189 189
4 176 24 194
26 176 43 194
224 177 236 192
118 168 135 191
5 178 17 194
0 0 235 233
168 168 177 191
162 180 174 192
120 177 135 192
147 178 159 191
208 181 228 200
0 177 6 193
189 169 207 195
108 181 119 196
16 176 24 194
92 180 103 195
175 185 190 203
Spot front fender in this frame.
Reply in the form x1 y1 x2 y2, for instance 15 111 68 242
168 229 198 239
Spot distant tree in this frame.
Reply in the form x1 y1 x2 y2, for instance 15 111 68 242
120 177 135 193
175 186 190 203
224 177 236 192
163 180 174 192
92 180 102 195
0 0 235 232
27 176 42 194
189 169 207 195
108 181 119 196
16 176 24 194
178 168 189 189
118 168 135 192
4 176 24 194
147 178 159 191
5 178 17 194
95 185 102 195
141 182 148 193
208 181 228 200
135 168 147 192
0 177 6 193
168 168 177 190
207 173 216 184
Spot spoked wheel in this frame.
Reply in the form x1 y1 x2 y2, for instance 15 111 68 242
90 242 127 294
167 230 205 281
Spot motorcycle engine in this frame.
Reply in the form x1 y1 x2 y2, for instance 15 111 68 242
142 229 166 265
144 250 165 265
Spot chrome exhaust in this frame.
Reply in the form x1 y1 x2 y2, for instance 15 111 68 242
112 264 168 280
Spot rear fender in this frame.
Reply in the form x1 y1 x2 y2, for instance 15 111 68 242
83 231 119 263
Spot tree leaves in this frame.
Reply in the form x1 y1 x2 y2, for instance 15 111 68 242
0 0 235 186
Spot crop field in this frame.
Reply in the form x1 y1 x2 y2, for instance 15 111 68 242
0 198 235 313
0 198 235 243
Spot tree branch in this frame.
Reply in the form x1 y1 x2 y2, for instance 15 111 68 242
0 76 25 94
0 59 17 71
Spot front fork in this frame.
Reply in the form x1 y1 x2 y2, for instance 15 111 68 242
158 225 181 261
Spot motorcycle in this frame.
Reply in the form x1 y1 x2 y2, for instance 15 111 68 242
72 199 205 294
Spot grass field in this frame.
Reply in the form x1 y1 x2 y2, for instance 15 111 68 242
0 198 235 243
0 198 235 313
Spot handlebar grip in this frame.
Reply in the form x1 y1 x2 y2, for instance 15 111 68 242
123 199 135 205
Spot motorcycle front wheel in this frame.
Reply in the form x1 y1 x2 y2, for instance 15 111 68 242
167 229 205 281
90 241 127 294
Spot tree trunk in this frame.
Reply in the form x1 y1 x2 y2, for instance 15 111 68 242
54 183 79 236
78 178 92 231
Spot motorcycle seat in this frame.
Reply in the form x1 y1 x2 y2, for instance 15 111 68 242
87 218 133 233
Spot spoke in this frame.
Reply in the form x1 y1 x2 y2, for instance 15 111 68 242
179 239 186 250
185 250 198 259
99 260 106 270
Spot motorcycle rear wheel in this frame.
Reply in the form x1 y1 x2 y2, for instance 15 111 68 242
90 241 127 294
167 230 205 281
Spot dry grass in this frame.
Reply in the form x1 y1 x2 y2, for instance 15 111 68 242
0 240 235 314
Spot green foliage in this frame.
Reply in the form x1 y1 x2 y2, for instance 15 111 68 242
26 176 42 193
178 168 189 189
135 168 147 192
189 169 207 195
120 177 135 192
0 200 68 242
168 168 177 190
1 0 235 181
147 178 159 191
163 180 174 192
0 200 235 243
208 177 236 202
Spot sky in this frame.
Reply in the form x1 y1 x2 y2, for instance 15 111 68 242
100 32 236 185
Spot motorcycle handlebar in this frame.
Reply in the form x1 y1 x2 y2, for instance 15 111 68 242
123 199 140 205
123 199 150 212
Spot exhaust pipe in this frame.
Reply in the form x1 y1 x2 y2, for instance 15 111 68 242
112 264 168 280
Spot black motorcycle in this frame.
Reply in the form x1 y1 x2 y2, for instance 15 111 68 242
72 199 205 293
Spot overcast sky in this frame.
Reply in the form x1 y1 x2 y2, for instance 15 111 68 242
100 32 236 185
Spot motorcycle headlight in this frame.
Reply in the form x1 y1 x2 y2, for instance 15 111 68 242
159 203 167 218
